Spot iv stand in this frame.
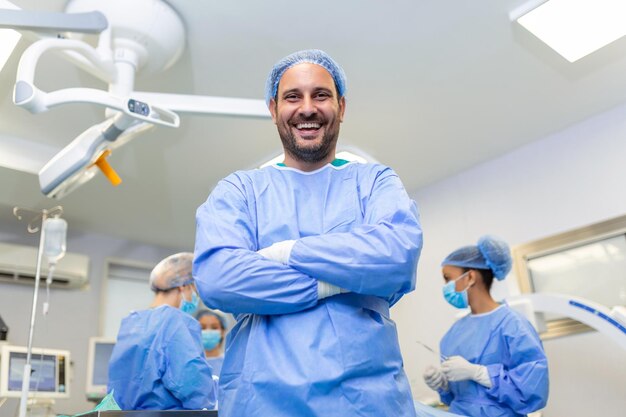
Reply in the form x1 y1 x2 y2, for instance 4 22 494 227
12 206 63 417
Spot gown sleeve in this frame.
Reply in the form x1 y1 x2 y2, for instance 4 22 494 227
161 315 218 410
438 388 454 406
289 167 423 299
194 176 319 315
483 321 549 414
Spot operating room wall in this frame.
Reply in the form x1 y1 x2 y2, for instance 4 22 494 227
0 221 176 417
395 102 626 416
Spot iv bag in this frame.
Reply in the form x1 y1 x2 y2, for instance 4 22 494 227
43 217 67 264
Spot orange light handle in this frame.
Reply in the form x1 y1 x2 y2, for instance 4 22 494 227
93 150 122 186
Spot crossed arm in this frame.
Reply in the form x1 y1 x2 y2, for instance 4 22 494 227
193 170 422 315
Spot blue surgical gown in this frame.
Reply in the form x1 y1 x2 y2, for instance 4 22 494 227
194 161 423 417
207 355 224 377
438 305 549 417
108 305 217 410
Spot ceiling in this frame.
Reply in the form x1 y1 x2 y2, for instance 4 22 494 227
2 0 626 251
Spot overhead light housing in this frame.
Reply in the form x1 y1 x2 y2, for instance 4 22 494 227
0 1 22 73
514 0 626 62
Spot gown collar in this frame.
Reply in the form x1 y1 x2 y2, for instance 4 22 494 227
273 158 353 174
469 303 505 318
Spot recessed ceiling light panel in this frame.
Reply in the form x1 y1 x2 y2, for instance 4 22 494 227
516 0 626 62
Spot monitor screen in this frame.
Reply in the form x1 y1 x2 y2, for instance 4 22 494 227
0 345 70 399
86 337 116 400
92 342 115 386
8 352 58 392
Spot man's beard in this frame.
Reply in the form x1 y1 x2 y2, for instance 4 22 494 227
278 118 340 163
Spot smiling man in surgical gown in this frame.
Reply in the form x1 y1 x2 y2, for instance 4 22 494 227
194 49 423 417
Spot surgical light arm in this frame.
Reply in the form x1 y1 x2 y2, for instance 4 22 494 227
0 8 107 33
13 38 179 127
133 92 271 119
0 4 115 82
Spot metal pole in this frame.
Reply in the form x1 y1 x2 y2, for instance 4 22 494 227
18 210 48 417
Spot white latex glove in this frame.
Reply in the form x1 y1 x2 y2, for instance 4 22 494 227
258 241 348 299
257 240 296 264
317 281 343 299
423 365 448 392
441 356 492 388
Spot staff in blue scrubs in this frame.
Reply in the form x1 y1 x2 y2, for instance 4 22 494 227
194 49 423 417
108 253 217 410
196 309 227 376
423 236 549 417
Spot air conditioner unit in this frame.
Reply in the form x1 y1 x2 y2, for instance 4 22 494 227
0 242 89 289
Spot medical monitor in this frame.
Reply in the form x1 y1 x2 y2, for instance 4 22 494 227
85 337 116 401
0 344 70 399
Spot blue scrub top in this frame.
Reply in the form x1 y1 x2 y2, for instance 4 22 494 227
108 305 217 410
207 355 224 377
194 161 423 417
438 305 549 417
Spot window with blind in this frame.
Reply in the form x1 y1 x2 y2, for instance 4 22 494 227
101 258 154 338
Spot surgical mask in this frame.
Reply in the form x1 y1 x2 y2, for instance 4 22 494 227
201 329 222 351
442 271 471 309
180 290 199 315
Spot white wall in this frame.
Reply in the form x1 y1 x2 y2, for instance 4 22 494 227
0 221 177 417
394 103 626 416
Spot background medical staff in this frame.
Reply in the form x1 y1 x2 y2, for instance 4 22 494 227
194 49 422 417
195 309 227 376
108 253 217 410
423 236 548 417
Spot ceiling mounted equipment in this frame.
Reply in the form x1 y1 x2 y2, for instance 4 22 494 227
1 0 271 199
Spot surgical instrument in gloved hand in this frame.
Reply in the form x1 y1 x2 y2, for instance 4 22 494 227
416 340 448 362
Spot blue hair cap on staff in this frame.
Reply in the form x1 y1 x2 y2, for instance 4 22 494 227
264 49 347 106
150 252 195 291
195 309 227 330
441 235 512 280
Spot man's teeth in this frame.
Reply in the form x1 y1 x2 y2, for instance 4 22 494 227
296 123 321 129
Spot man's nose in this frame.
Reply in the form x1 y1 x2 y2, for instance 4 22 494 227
298 96 317 117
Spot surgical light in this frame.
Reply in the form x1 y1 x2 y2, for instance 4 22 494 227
514 0 626 62
38 114 154 199
2 0 270 198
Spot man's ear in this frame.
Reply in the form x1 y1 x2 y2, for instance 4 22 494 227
269 98 278 124
338 96 346 123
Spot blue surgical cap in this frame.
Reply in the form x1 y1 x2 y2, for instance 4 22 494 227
264 49 347 106
150 252 195 291
441 235 512 280
195 309 227 330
